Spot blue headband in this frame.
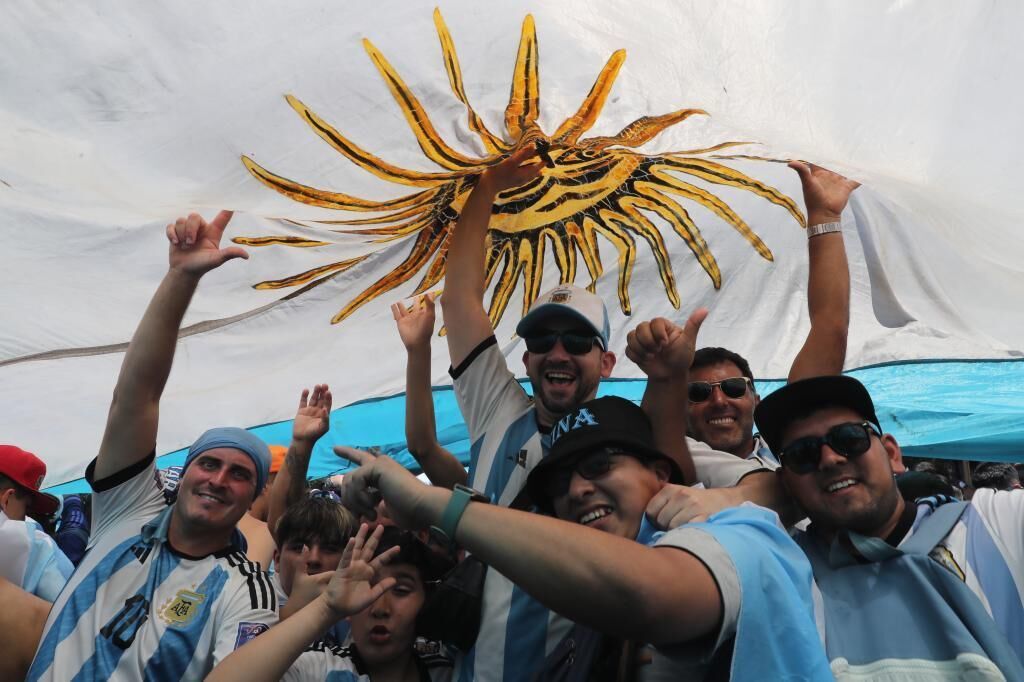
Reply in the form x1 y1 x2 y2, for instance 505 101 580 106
183 427 271 496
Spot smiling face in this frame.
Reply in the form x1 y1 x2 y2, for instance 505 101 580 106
522 320 616 427
350 562 425 669
687 361 758 457
174 448 258 538
551 452 668 540
779 406 905 541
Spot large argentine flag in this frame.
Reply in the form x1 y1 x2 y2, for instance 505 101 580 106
1 1 1022 489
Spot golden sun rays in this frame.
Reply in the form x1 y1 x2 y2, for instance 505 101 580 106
237 9 805 326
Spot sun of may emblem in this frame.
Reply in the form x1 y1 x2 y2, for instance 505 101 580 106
237 9 805 327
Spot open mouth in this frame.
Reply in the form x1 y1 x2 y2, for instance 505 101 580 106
195 491 226 504
707 416 737 427
578 506 613 525
369 626 391 643
545 371 576 386
825 478 858 494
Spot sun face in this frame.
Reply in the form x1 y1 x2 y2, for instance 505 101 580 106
237 9 805 326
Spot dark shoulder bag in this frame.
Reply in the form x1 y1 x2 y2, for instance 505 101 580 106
416 486 533 651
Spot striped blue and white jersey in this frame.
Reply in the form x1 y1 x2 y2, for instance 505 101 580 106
0 509 74 601
450 336 770 682
27 452 278 681
282 640 453 681
803 490 1024 678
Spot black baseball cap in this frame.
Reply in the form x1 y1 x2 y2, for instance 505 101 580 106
527 396 683 511
754 375 882 454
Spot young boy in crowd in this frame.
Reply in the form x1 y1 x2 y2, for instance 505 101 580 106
207 524 453 682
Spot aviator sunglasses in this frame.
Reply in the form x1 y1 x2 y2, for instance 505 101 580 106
687 377 752 403
524 331 600 355
778 421 882 475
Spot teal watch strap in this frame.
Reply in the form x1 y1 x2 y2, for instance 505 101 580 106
436 487 475 541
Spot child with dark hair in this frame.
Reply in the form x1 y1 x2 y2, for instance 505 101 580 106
208 524 454 682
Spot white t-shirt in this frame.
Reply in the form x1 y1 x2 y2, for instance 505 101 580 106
0 509 73 601
450 336 769 681
27 452 278 681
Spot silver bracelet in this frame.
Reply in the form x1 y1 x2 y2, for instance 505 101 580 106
807 221 842 239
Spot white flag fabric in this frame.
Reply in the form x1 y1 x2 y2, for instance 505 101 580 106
2 1 1023 486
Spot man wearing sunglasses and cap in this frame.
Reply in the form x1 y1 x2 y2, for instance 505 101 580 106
28 211 278 681
439 149 787 680
688 162 860 466
0 445 74 602
755 375 1024 677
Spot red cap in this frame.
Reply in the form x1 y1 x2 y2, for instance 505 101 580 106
0 445 60 516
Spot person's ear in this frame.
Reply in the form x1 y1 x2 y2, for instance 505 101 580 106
600 351 616 378
650 459 672 483
881 434 905 474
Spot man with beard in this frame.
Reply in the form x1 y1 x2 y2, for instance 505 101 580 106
755 376 1024 677
440 148 786 681
28 212 278 681
687 163 860 465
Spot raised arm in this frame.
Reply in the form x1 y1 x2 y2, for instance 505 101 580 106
206 525 398 682
441 147 542 367
94 211 247 481
267 385 333 537
392 293 467 489
339 452 721 645
629 311 709 485
787 162 860 382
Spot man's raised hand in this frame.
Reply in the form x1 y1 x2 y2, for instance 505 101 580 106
335 446 429 529
293 384 332 445
165 210 248 276
788 162 861 227
393 293 437 352
478 146 544 194
626 308 709 381
322 524 400 619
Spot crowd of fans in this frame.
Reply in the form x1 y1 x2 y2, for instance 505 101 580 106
2 149 1022 681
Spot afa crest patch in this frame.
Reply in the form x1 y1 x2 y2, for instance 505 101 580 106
158 588 206 626
234 621 270 649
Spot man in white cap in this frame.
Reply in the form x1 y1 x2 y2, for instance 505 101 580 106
437 148 783 681
28 212 278 681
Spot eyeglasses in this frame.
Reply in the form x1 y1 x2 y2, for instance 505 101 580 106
687 377 752 403
524 332 599 355
778 422 881 475
541 449 623 500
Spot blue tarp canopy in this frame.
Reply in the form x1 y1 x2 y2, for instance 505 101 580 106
45 359 1024 496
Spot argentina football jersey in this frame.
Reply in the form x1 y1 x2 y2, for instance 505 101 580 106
27 452 278 681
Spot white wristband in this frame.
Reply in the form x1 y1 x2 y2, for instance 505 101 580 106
807 221 842 239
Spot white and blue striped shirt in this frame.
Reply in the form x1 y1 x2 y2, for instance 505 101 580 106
27 452 278 681
0 509 74 601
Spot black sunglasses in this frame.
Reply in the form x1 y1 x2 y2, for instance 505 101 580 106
524 332 599 356
778 422 881 475
688 377 752 403
541 449 623 500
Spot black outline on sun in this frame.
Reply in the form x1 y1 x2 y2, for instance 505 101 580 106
237 9 805 326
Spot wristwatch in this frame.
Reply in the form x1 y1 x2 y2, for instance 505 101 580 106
807 221 842 238
429 484 489 548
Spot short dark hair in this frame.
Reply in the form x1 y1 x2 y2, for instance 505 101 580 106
273 496 358 549
0 474 29 499
691 347 755 382
373 526 451 583
972 462 1020 491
